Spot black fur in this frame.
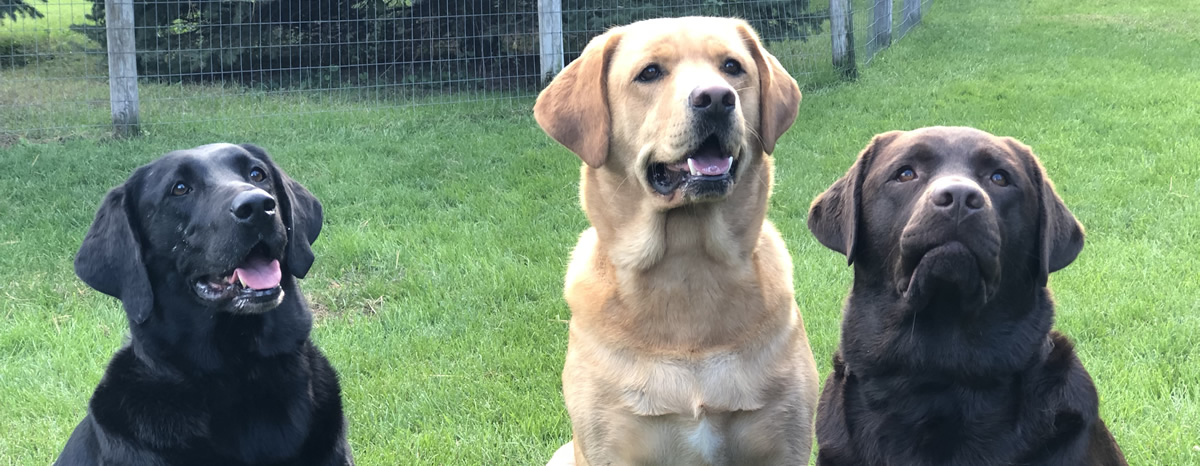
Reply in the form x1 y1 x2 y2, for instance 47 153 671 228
807 127 1126 466
56 144 353 466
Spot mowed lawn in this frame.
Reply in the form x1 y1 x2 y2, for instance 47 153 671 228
2 0 1198 464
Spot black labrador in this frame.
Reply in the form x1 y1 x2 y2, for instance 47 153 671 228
56 143 353 466
807 127 1126 465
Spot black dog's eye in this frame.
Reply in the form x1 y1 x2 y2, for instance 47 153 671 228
722 58 744 76
990 170 1010 187
170 182 191 196
635 64 662 83
895 167 918 183
249 167 266 183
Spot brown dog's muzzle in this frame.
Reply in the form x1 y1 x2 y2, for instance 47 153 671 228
928 177 987 221
898 176 1002 302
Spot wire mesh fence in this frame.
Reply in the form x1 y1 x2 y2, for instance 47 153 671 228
1 0 932 141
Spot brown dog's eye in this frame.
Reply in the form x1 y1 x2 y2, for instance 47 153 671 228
635 64 662 83
895 167 917 183
170 182 191 196
722 59 744 76
990 170 1009 186
249 167 266 182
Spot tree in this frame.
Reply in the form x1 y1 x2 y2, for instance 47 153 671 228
0 0 45 24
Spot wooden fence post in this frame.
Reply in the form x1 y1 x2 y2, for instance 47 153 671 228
105 0 139 137
869 0 892 57
830 0 857 79
538 0 564 83
900 0 923 37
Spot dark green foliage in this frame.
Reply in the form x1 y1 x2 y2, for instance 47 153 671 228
560 0 825 61
0 0 44 24
73 0 821 90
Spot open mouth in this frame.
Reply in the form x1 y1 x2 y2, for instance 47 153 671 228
648 134 739 196
193 242 284 311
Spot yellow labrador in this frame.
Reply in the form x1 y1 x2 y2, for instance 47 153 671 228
535 17 819 466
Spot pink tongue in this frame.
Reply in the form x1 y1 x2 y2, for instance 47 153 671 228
690 154 733 176
233 258 282 290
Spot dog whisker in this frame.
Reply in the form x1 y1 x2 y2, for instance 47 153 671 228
745 125 767 152
609 174 632 205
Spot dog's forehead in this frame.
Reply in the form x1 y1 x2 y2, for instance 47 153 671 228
614 17 750 63
887 127 1017 164
162 144 251 168
144 143 254 182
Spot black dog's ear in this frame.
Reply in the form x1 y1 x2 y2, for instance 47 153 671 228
1007 138 1085 284
240 144 324 279
75 184 154 324
808 131 901 265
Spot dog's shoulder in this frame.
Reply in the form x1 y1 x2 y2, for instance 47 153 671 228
813 352 861 466
87 346 211 450
1013 331 1106 464
1024 331 1100 414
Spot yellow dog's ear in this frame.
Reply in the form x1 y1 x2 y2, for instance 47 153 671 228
534 29 623 168
737 23 801 155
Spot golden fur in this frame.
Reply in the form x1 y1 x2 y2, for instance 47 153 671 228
535 17 819 466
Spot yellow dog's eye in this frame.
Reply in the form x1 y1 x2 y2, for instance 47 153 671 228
990 170 1009 186
249 167 266 182
722 59 744 76
171 182 191 196
635 64 662 83
895 167 917 182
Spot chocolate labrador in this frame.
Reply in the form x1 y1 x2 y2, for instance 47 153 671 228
807 127 1126 465
55 143 353 466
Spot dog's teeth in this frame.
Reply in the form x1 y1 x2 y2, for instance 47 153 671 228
726 156 733 170
687 158 700 176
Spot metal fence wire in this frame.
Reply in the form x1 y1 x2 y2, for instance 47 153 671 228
0 0 932 140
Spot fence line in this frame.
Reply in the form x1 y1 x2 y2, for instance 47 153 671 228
105 0 138 136
0 0 933 140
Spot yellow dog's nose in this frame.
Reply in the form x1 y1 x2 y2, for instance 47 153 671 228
688 84 737 116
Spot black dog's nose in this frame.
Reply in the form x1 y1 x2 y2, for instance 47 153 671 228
689 85 736 115
231 189 277 223
931 181 985 213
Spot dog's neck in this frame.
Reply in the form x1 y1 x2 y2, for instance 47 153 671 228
129 264 313 373
581 156 771 271
841 272 1054 378
571 156 783 348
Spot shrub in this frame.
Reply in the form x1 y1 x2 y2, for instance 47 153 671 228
73 0 823 90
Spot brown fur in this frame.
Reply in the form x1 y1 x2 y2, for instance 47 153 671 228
535 17 818 466
807 127 1127 466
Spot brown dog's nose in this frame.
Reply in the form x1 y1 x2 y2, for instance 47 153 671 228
231 189 277 223
689 85 736 116
931 180 985 213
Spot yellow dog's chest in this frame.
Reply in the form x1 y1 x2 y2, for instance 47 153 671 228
570 342 797 466
616 352 769 416
571 322 795 417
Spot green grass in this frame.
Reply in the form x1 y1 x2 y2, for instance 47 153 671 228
2 0 1199 464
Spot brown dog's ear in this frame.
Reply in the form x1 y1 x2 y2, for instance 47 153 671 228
533 29 623 168
808 131 901 264
737 22 801 155
75 182 154 324
240 144 324 279
1006 138 1085 284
